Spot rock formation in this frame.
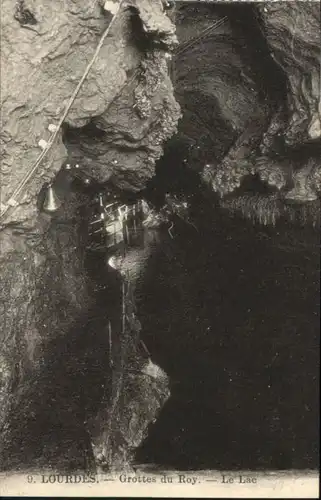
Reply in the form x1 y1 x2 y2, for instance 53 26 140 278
172 1 320 218
0 0 179 470
1 0 180 226
258 1 320 145
0 0 320 473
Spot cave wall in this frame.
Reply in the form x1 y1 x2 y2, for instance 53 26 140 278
1 0 180 226
172 2 271 169
0 0 320 471
0 0 180 466
170 1 320 217
258 1 320 144
0 187 94 469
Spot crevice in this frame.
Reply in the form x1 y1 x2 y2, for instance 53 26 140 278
14 0 37 26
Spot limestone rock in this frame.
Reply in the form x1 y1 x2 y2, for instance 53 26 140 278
1 0 180 226
65 49 180 191
0 189 92 465
258 2 321 144
173 3 268 167
0 0 179 469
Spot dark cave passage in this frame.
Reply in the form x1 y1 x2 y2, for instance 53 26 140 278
6 170 318 472
133 152 320 470
1 0 319 476
135 219 319 469
130 6 319 471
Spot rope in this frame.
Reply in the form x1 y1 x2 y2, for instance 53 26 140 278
0 0 123 222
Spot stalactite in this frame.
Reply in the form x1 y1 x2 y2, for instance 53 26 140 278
203 160 254 197
308 164 321 196
201 113 269 197
284 160 319 203
284 199 321 228
220 193 282 226
254 156 288 191
221 192 320 228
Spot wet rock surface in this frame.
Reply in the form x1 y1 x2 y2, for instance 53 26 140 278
0 186 92 467
1 0 180 225
0 0 320 474
0 0 178 471
258 2 320 144
172 2 272 168
174 2 320 216
86 226 170 472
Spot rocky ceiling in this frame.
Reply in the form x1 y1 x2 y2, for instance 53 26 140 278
0 0 320 472
65 0 321 227
165 1 320 226
1 0 320 229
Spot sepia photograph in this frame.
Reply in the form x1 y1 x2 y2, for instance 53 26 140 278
0 0 320 497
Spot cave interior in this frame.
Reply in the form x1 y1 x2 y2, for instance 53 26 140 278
0 0 320 473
